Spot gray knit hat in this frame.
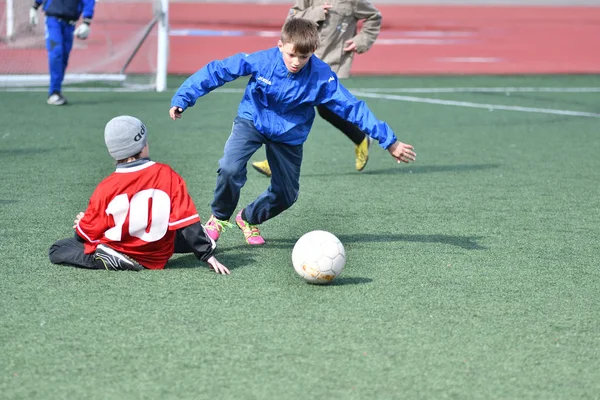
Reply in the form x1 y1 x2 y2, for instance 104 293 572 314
104 116 148 160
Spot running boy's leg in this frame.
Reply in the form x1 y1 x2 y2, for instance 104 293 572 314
243 141 303 225
45 17 74 96
317 105 372 171
316 105 365 145
211 117 266 220
60 21 75 89
48 234 98 269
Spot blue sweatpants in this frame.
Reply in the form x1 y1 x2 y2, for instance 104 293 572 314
211 117 303 225
45 16 75 96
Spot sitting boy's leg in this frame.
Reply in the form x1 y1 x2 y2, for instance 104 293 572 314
48 235 98 269
93 244 144 271
244 141 302 225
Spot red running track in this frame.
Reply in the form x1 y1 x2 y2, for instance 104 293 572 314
1 4 599 76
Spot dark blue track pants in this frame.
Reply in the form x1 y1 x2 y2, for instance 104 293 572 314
211 117 303 225
45 16 75 96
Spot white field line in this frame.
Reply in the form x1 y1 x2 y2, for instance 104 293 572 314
3 86 599 118
352 91 600 118
3 87 600 93
0 87 161 93
357 87 600 93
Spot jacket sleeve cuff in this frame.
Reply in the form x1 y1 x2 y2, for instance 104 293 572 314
178 222 216 262
171 100 187 110
382 136 397 150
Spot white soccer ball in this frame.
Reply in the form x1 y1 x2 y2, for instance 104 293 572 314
292 230 346 284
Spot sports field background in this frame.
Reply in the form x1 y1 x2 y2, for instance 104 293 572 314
1 74 600 399
2 0 600 398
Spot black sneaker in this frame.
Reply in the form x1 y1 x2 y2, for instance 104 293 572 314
94 244 144 271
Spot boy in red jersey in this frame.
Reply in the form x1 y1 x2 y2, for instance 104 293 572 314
48 115 230 274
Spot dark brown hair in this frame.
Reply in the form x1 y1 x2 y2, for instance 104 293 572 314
280 18 319 54
116 151 142 164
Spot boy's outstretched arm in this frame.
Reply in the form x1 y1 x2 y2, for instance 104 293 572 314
320 78 416 164
205 256 230 275
178 222 230 274
169 106 183 120
170 53 253 120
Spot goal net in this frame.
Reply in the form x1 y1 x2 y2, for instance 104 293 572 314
0 0 168 91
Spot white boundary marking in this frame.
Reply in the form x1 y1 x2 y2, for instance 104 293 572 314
357 87 600 93
352 91 600 118
3 86 600 94
2 86 599 118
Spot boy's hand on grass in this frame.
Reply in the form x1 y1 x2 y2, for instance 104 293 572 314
388 141 416 164
169 106 184 120
206 256 231 275
73 212 84 229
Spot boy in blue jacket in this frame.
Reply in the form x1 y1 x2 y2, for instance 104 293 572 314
30 0 96 105
169 18 416 246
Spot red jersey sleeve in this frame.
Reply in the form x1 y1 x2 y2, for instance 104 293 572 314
76 188 112 253
168 169 200 231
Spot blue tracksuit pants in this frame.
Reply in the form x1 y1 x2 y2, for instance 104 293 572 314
45 16 75 96
211 117 303 225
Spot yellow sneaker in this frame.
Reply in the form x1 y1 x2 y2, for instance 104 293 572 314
355 136 372 171
252 160 272 177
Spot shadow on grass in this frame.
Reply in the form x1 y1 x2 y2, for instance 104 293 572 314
303 163 500 177
328 277 372 286
168 233 485 271
218 233 486 251
166 251 257 270
169 253 373 285
0 199 18 205
70 96 166 106
336 233 486 250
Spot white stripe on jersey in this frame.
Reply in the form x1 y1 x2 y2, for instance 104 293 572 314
76 223 100 243
169 214 200 227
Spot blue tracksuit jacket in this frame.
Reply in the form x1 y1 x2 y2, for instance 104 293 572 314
171 47 398 149
34 0 95 22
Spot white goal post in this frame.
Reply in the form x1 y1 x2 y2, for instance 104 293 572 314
155 0 168 92
1 0 169 92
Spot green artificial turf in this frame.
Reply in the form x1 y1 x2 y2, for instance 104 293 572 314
1 75 599 399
